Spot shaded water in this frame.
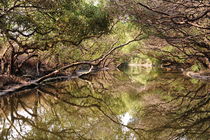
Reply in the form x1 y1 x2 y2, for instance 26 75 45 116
0 66 209 140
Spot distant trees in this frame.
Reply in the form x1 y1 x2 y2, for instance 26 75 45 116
0 0 110 75
111 0 210 70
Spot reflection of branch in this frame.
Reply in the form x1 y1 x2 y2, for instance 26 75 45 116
39 82 147 138
18 99 37 117
38 88 100 108
0 107 27 139
97 106 146 138
149 82 210 138
18 114 65 139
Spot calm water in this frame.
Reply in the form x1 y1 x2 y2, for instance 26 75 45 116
0 66 209 140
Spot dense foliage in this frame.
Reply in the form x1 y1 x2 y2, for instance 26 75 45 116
0 0 209 75
0 0 110 75
0 1 209 139
110 0 210 70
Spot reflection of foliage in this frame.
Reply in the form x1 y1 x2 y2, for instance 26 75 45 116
139 73 210 139
0 69 209 139
123 66 159 84
0 70 142 139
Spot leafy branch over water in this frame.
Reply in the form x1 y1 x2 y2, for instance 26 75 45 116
0 35 142 96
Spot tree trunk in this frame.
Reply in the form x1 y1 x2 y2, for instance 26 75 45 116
0 58 5 74
8 49 15 75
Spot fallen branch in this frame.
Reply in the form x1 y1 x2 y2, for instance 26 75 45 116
0 36 141 96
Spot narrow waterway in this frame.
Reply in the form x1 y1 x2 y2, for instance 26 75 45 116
0 66 209 140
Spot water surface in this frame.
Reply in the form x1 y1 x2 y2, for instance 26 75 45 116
0 66 209 140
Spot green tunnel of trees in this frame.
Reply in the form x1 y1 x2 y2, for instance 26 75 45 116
0 0 209 77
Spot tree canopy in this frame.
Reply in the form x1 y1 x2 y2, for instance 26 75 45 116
110 0 210 70
0 0 209 85
0 0 110 75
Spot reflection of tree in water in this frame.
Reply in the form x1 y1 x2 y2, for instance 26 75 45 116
0 71 142 139
139 73 210 139
0 71 209 139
